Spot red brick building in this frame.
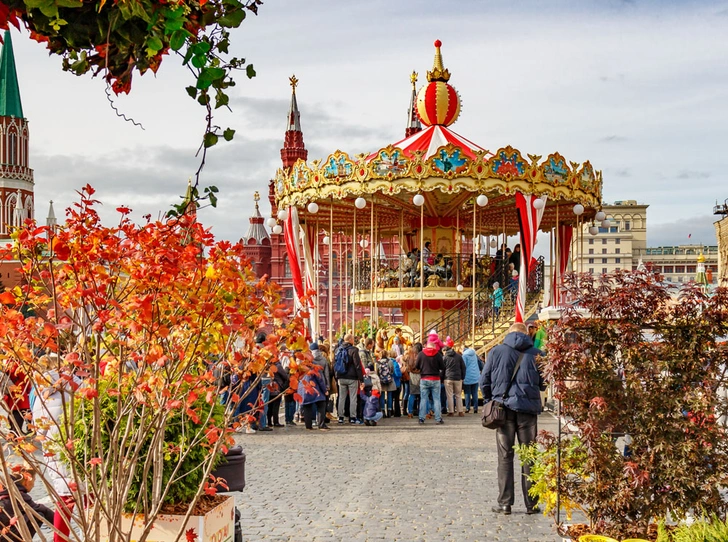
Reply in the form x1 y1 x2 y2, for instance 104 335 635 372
241 77 407 336
0 30 36 290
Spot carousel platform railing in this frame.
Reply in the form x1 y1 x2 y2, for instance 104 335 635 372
350 252 502 292
416 257 545 348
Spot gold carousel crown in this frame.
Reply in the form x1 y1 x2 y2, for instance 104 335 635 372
697 252 706 263
427 39 451 82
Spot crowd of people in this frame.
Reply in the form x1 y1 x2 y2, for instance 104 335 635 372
227 322 547 433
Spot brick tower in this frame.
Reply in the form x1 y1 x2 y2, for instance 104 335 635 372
242 191 271 278
0 30 33 240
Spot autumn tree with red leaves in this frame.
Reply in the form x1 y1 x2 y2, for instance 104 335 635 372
540 271 728 539
0 186 310 541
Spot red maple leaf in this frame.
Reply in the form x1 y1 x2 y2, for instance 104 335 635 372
185 527 197 541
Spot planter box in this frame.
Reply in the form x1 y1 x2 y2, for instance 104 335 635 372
100 495 235 542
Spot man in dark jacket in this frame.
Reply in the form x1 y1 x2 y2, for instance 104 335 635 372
442 337 467 417
0 467 55 541
415 334 445 425
336 333 364 425
480 323 545 515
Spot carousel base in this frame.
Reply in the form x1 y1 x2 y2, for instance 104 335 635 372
352 286 470 309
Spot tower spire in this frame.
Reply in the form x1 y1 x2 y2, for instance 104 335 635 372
46 200 57 229
280 74 308 170
0 30 23 118
405 71 422 138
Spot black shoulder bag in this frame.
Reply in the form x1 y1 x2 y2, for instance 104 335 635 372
481 353 525 430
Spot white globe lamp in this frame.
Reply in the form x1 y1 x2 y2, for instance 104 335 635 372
456 284 464 292
322 235 330 245
595 211 606 222
601 219 610 228
476 194 488 207
277 208 288 221
307 202 319 214
355 197 367 209
265 217 277 228
413 194 425 207
272 224 283 235
589 226 599 236
573 204 584 216
360 239 369 248
533 198 545 210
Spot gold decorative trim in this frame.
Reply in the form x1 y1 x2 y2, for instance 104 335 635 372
274 142 602 209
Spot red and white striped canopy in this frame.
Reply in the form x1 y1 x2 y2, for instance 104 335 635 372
371 125 492 161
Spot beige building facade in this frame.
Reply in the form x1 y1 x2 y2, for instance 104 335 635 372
575 200 719 284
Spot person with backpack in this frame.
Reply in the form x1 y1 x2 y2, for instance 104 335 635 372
377 351 396 417
335 333 364 425
480 323 546 515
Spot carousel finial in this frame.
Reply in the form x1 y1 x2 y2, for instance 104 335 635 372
289 74 299 92
410 70 418 87
427 39 451 82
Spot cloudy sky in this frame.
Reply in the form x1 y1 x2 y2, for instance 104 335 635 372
11 0 728 248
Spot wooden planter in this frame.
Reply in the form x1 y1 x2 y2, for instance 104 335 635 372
100 495 235 542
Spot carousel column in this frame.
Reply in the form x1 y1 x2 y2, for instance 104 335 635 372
352 199 359 334
328 199 334 346
369 198 374 336
472 199 477 342
414 193 425 337
555 205 560 306
373 200 379 329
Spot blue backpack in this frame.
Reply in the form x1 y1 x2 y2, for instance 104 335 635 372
334 345 350 375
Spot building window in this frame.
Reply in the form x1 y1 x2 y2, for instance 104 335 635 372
615 268 620 271
687 265 696 273
615 248 620 254
615 238 620 245
598 227 608 233
610 226 618 233
589 239 594 245
284 260 292 278
588 258 594 264
602 268 608 274
602 258 608 264
589 248 594 255
602 248 607 254
7 132 17 165
664 266 674 273
589 267 594 274
615 258 621 264
675 266 685 274
624 221 631 231
602 239 607 245
666 276 672 282
332 252 339 277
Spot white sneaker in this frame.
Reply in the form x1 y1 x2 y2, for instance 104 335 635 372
245 427 256 434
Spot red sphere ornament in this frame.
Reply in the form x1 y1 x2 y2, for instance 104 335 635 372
416 82 461 126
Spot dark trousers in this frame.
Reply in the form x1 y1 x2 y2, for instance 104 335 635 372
267 396 282 426
496 408 538 509
284 394 296 423
302 400 326 429
392 387 402 417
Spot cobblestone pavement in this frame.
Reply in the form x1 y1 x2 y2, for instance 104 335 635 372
229 411 562 542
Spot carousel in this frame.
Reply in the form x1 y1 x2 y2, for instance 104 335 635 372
273 40 604 345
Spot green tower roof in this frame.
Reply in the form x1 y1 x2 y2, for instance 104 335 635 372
0 30 23 118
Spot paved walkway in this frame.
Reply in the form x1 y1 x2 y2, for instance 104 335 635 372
230 411 562 542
